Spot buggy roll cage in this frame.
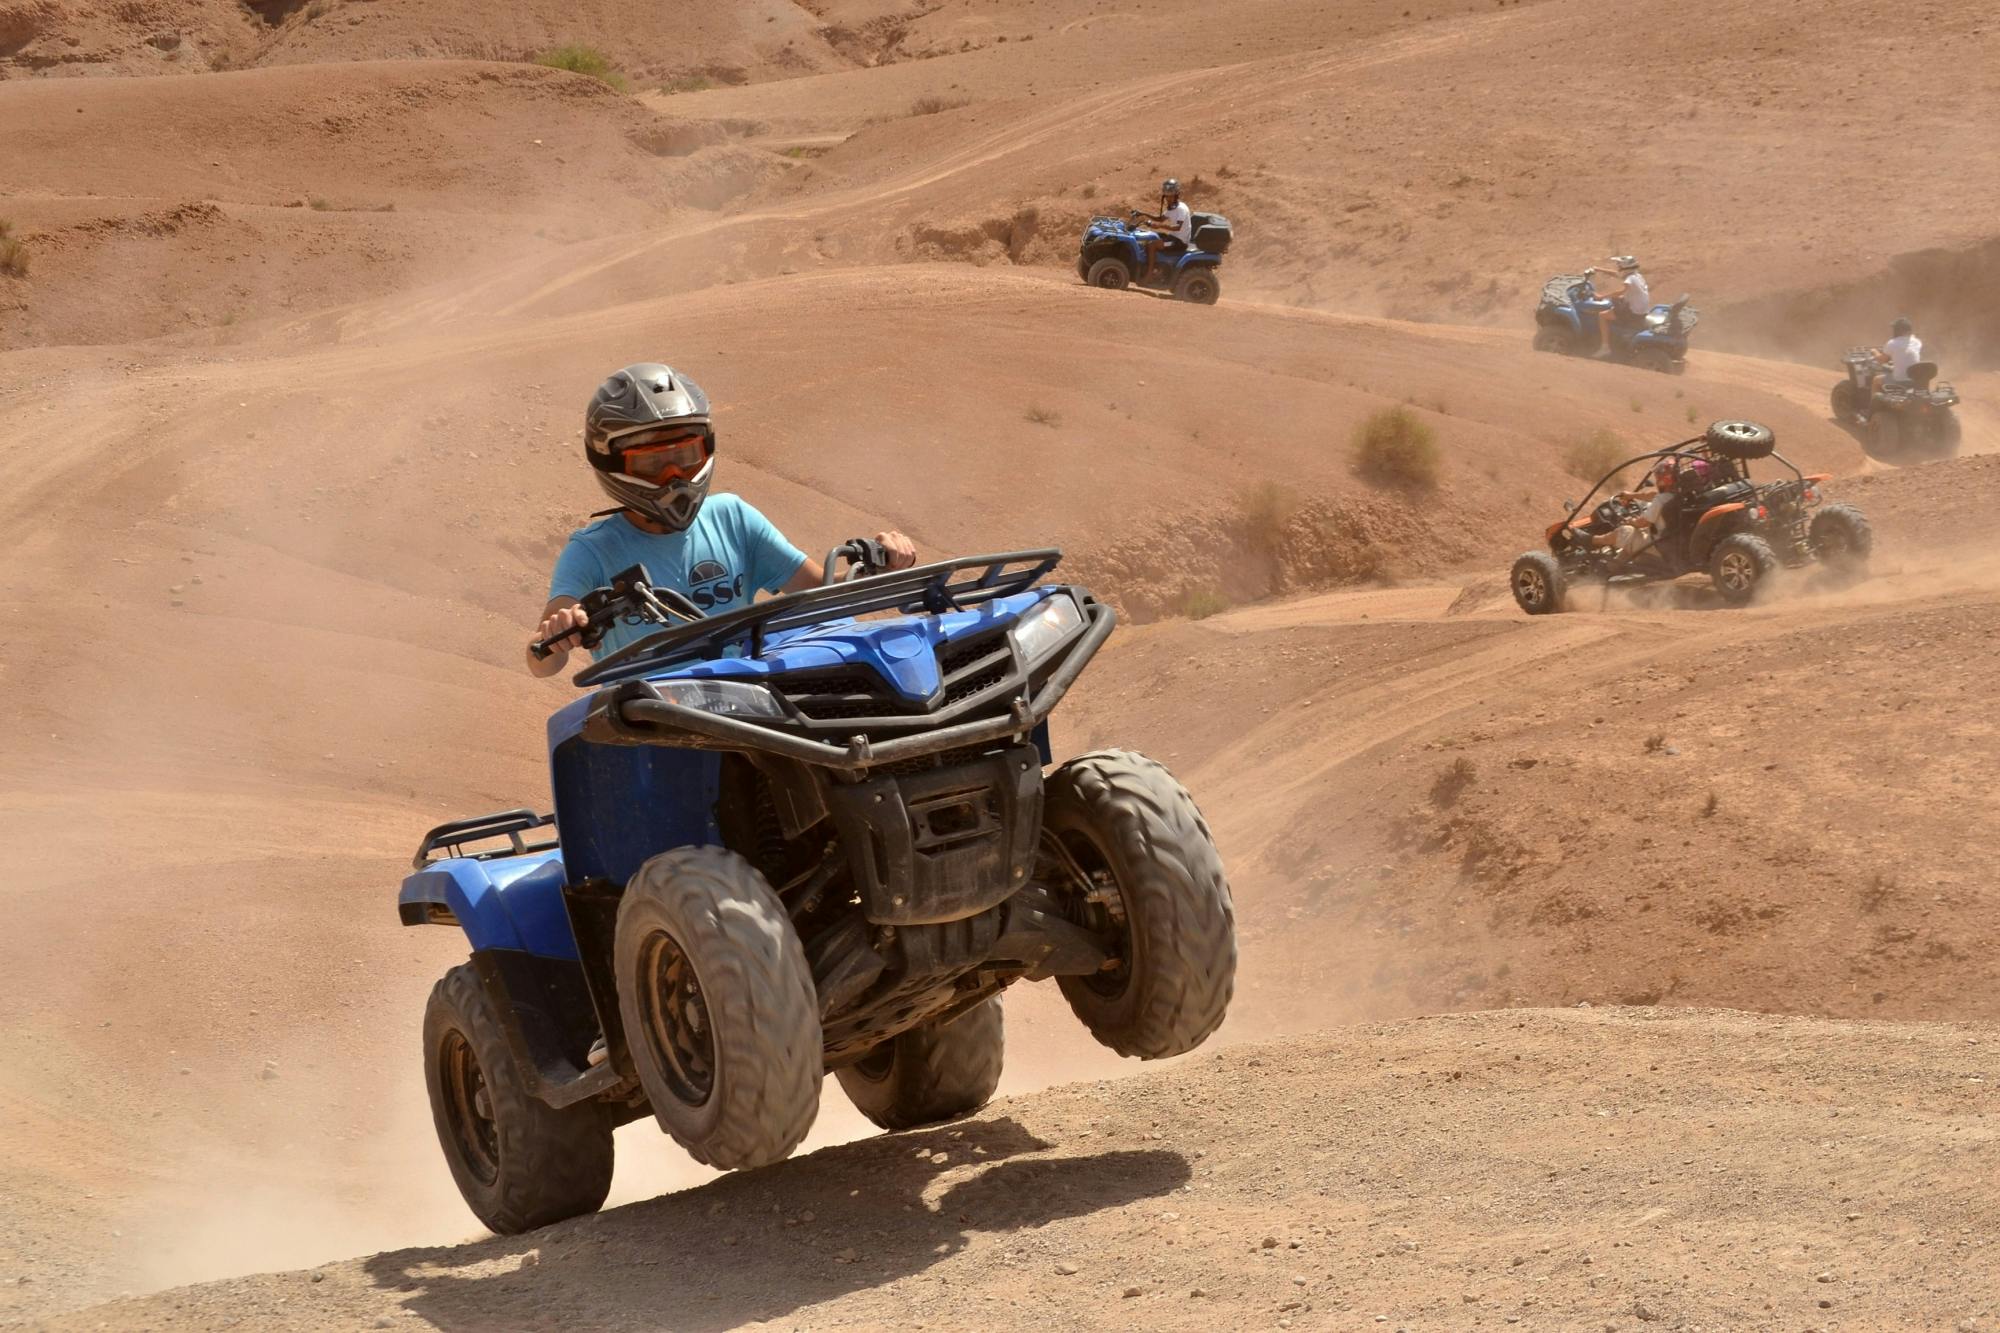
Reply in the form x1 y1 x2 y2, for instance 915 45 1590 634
575 549 1067 689
1559 437 1804 531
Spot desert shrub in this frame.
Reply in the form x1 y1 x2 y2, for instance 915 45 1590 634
1177 587 1230 621
1562 427 1627 484
0 221 28 278
909 95 970 116
1353 406 1439 489
1080 182 1099 199
1240 481 1300 553
1024 404 1061 427
307 197 332 211
535 45 629 92
1430 756 1476 808
659 73 714 94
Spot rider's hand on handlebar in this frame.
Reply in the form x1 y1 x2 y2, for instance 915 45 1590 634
534 604 589 659
874 530 917 571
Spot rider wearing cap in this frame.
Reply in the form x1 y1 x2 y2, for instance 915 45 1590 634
1588 256 1651 356
527 363 916 676
1133 178 1194 285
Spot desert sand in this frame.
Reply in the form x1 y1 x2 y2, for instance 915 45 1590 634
2 1 1996 1328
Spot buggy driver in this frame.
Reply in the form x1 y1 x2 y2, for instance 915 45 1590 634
527 362 916 676
1132 178 1194 285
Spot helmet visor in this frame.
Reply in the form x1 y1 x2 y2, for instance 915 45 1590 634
615 425 710 482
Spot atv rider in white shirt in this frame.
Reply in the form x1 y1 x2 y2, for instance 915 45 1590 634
1134 178 1194 285
1877 317 1923 382
1589 256 1651 357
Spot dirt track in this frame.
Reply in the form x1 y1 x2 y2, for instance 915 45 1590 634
41 1009 2000 1331
3 0 1998 1326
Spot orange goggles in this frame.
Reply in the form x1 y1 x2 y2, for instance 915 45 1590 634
616 426 710 483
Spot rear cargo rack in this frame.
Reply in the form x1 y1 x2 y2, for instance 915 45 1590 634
412 809 557 870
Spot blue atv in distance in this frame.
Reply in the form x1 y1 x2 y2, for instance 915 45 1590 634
399 542 1236 1234
1533 272 1697 373
1077 211 1232 304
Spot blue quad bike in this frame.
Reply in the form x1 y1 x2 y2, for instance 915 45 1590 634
399 542 1236 1233
1533 272 1698 373
1076 211 1232 304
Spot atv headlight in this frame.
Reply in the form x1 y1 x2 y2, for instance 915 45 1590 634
1008 594 1084 666
655 679 786 719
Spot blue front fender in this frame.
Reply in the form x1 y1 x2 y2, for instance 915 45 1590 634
397 851 581 961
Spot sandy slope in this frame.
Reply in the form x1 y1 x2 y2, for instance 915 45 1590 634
41 1008 2000 1331
2 0 1999 1324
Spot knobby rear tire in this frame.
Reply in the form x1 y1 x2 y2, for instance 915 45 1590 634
423 964 614 1235
836 996 1004 1132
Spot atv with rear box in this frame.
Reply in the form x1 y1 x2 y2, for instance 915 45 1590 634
399 542 1236 1233
1533 271 1697 372
1509 420 1871 614
1077 211 1232 304
1830 347 1962 463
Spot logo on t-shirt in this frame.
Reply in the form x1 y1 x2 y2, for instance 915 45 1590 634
687 559 747 610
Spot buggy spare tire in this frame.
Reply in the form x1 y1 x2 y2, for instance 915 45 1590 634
1086 257 1132 290
423 964 614 1235
1703 420 1776 460
1708 532 1778 605
615 846 821 1170
1042 750 1235 1059
1510 550 1567 615
1809 503 1872 573
836 996 1003 1132
1174 267 1221 305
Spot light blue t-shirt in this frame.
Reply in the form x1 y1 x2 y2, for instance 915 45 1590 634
548 494 808 657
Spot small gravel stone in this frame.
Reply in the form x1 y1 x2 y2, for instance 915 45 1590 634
1121 1285 1143 1298
1054 1262 1078 1276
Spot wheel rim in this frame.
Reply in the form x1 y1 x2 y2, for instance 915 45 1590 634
1095 268 1125 289
636 929 717 1106
1185 276 1214 302
440 1030 500 1186
1816 526 1852 562
1717 550 1758 593
1713 421 1761 449
1043 828 1132 999
1515 565 1550 609
850 1045 895 1084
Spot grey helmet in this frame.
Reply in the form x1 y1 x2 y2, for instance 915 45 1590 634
1613 255 1640 273
1890 316 1913 337
1161 177 1181 198
583 363 716 531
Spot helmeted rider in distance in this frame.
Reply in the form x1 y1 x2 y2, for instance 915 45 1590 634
1132 178 1194 285
1588 255 1650 356
527 363 916 677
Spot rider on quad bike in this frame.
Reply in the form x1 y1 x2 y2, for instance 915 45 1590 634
531 363 917 673
1830 318 1962 462
1588 256 1651 357
1132 178 1194 286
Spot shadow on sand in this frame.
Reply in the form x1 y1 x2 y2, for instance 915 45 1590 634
363 1115 1190 1331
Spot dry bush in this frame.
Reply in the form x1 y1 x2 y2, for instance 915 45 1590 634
1562 428 1630 485
535 45 629 92
909 95 971 116
1430 756 1476 808
1024 404 1061 428
0 221 28 278
1176 587 1230 621
1240 481 1301 554
659 73 714 94
1354 407 1440 489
